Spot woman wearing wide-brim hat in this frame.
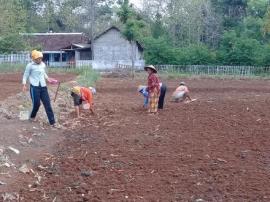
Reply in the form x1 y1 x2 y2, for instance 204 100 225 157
144 65 160 113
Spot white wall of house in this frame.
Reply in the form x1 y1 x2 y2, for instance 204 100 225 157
92 28 144 69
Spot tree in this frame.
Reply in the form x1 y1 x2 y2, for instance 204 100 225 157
118 0 149 72
263 7 270 36
0 0 27 53
243 16 264 41
211 0 248 29
164 0 221 47
152 13 166 39
247 0 268 18
217 31 261 65
117 0 132 23
143 37 175 64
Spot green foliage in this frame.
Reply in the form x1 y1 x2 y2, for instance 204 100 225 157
0 63 25 73
0 34 28 53
118 0 150 43
75 67 100 87
212 0 248 28
247 0 268 18
263 7 270 36
143 37 175 65
143 37 215 65
48 66 100 87
1 0 270 66
217 31 261 65
0 0 28 53
123 18 148 41
243 16 264 41
151 13 165 39
117 0 132 24
181 45 216 65
256 44 270 66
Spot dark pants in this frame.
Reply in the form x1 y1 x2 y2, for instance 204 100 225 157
30 85 55 125
158 84 167 109
71 92 83 106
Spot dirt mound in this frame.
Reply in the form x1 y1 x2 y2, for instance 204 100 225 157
0 72 75 199
0 73 76 127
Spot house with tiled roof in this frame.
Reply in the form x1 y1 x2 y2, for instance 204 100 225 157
23 32 89 67
23 26 144 69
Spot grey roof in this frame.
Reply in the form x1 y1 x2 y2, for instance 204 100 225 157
23 33 89 51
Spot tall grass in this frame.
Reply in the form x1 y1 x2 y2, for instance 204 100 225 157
0 63 25 73
48 66 100 86
75 67 100 87
0 63 99 86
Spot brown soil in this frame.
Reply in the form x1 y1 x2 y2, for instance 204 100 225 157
0 72 76 198
0 72 75 101
1 73 270 201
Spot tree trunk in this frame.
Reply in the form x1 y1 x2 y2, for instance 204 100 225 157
90 0 95 61
131 41 135 79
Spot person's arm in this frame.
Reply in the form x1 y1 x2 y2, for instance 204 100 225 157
144 97 148 107
22 64 31 92
44 71 49 80
44 67 53 83
89 105 95 114
87 91 95 114
186 92 192 101
142 89 148 97
43 64 54 83
185 87 192 101
75 106 80 118
143 90 149 107
45 73 55 84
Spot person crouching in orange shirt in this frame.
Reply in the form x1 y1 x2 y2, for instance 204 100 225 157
71 86 96 118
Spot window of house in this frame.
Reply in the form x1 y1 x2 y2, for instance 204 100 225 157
43 53 49 63
54 53 60 62
61 53 67 62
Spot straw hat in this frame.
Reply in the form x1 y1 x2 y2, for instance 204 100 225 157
71 86 81 95
89 87 96 95
179 81 186 86
31 50 43 60
144 65 157 73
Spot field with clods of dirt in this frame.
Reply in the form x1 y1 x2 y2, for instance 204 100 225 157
1 72 270 201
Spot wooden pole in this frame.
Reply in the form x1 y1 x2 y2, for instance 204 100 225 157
54 82 61 102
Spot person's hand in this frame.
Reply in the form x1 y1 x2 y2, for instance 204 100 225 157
47 77 58 84
89 105 95 115
22 84 27 92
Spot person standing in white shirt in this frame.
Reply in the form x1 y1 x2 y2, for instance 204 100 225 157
22 50 56 127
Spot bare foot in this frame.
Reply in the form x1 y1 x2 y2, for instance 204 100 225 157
29 117 37 122
51 123 62 129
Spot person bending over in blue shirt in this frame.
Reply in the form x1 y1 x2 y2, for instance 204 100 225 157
138 85 149 108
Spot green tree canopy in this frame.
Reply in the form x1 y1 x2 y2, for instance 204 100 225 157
0 0 27 53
